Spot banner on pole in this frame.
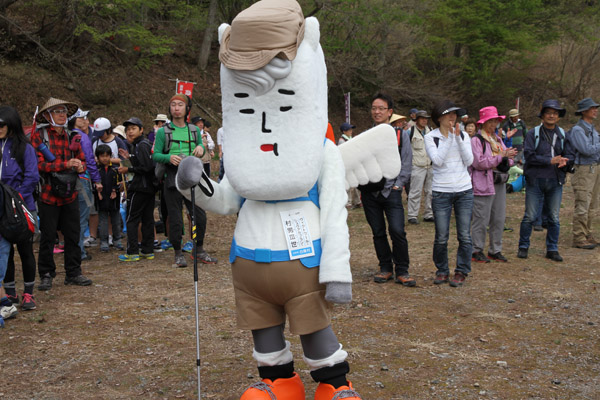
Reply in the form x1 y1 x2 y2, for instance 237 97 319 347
344 92 351 124
177 80 195 99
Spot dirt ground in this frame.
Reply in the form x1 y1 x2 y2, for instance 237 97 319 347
2 176 599 400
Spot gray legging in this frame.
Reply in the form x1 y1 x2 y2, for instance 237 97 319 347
471 182 507 254
252 324 340 360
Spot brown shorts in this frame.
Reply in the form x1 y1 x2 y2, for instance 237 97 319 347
231 258 330 335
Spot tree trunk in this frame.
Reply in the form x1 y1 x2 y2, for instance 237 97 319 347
198 0 218 71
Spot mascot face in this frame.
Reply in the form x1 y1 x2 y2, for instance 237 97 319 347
219 16 327 201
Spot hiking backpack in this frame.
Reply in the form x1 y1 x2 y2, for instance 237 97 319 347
0 181 36 243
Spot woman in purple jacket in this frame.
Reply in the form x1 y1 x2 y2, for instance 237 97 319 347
0 106 39 312
470 106 517 263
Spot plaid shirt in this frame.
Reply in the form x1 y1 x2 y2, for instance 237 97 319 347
30 126 86 206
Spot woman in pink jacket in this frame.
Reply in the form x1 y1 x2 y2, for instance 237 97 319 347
470 106 517 263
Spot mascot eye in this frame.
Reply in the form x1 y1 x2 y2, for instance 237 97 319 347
278 89 295 95
280 106 292 112
235 93 249 98
240 109 255 114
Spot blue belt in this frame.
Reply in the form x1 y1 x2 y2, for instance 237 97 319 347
229 237 321 268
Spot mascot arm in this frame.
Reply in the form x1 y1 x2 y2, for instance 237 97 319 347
176 157 242 215
338 124 401 190
318 141 351 287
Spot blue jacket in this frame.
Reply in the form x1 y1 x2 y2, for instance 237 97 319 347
73 128 101 183
0 137 40 211
568 120 600 165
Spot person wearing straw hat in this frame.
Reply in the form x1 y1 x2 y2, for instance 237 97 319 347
30 98 92 290
389 114 408 131
568 97 600 249
517 99 574 262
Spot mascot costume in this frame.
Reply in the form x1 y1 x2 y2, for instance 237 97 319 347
176 0 400 398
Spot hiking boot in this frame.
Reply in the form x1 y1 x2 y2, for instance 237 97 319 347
153 240 163 253
373 271 393 283
1 304 18 319
21 293 37 311
240 372 305 400
503 226 514 232
81 253 93 261
64 274 93 286
572 240 596 250
488 252 508 262
140 252 155 260
193 251 218 264
161 239 174 251
38 274 53 291
314 380 361 400
118 254 140 262
472 252 490 263
517 248 528 259
587 235 599 246
433 273 449 285
533 225 543 232
84 236 98 247
545 251 563 262
100 244 110 253
423 216 435 222
182 240 194 253
395 274 416 287
408 218 419 225
173 254 188 268
449 271 467 287
113 240 124 251
7 294 19 305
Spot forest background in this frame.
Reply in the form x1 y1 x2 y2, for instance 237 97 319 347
1 0 599 133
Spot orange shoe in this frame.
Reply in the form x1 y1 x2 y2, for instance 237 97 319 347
240 372 305 400
314 381 361 399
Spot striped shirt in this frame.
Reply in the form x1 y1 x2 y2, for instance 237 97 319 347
425 128 473 193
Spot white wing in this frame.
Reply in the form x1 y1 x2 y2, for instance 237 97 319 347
338 124 401 190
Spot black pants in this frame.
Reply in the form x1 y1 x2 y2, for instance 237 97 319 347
5 239 37 286
126 191 155 255
38 200 82 278
163 184 206 251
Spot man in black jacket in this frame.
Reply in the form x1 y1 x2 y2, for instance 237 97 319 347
117 117 156 261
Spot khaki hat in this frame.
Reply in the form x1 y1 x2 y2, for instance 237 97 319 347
508 109 520 118
37 97 79 123
389 114 407 124
154 113 168 122
219 0 305 71
113 125 126 139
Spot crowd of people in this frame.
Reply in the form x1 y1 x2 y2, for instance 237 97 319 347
0 93 598 327
348 94 599 288
0 94 220 326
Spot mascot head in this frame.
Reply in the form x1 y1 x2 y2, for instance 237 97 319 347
218 0 327 201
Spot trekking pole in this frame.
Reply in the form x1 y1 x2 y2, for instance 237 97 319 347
190 184 202 399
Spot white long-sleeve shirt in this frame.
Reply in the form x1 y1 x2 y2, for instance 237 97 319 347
425 128 473 192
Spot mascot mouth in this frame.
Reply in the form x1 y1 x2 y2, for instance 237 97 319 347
260 143 279 156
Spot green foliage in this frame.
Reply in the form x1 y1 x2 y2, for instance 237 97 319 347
421 0 549 95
